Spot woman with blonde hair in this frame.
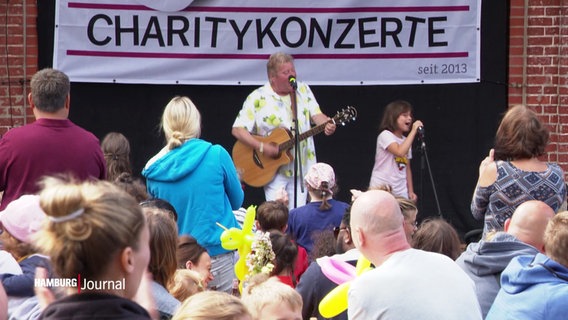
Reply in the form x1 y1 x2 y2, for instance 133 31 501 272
171 291 251 320
34 177 152 319
143 96 244 293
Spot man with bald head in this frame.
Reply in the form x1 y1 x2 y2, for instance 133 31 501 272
348 190 481 320
456 200 554 318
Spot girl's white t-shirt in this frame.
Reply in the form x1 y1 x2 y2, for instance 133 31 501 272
369 130 412 198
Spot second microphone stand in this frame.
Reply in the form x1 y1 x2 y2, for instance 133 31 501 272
418 131 442 217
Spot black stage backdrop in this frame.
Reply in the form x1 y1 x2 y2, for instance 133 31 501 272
37 0 508 237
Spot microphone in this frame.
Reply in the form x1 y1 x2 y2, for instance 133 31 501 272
417 126 425 140
288 75 297 90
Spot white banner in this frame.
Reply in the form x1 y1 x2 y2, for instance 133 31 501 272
54 0 481 85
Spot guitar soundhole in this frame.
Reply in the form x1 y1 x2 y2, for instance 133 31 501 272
252 150 264 168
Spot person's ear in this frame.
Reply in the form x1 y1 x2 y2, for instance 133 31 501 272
354 227 365 248
255 221 261 231
185 260 194 270
64 94 71 110
345 228 353 244
28 93 34 108
504 218 511 232
120 247 135 274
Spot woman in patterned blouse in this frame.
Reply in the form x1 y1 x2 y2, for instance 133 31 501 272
471 104 566 238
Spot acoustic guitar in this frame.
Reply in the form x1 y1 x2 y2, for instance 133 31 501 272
232 106 357 187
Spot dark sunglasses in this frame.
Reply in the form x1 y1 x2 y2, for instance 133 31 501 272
333 226 349 238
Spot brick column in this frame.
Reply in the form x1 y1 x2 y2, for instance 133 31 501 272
0 0 37 135
508 0 568 174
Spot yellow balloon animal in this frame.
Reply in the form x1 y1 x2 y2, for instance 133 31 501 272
219 205 256 285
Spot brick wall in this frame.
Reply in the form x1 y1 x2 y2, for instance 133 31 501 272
0 0 36 135
2 2 568 175
508 0 568 171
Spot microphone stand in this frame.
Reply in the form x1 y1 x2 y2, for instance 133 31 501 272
419 134 442 217
290 88 303 209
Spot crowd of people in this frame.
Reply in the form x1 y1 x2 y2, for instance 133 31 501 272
1 55 567 320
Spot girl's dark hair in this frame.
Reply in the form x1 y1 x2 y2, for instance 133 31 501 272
379 100 413 133
101 132 132 182
493 104 549 161
268 230 298 286
412 218 462 260
309 229 336 261
114 172 148 203
177 235 208 268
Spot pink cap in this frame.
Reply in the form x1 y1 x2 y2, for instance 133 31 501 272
304 162 336 191
0 195 46 243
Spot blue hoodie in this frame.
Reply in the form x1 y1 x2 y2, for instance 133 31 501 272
142 139 244 256
486 253 568 320
455 232 539 318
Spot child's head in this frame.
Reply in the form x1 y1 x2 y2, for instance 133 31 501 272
396 197 418 243
172 291 251 320
379 100 413 133
140 197 178 222
412 218 462 260
113 172 149 203
256 201 289 232
304 162 337 210
143 207 178 288
268 230 298 285
0 195 46 259
544 211 568 267
168 269 204 302
241 274 302 320
35 177 149 298
177 235 214 287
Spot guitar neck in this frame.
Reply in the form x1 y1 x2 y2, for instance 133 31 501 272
279 121 328 151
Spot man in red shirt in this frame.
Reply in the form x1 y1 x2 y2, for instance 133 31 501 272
0 68 106 210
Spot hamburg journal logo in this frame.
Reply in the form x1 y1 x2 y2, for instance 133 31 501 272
34 276 125 293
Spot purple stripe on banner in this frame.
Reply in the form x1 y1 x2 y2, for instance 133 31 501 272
66 50 468 59
68 3 469 13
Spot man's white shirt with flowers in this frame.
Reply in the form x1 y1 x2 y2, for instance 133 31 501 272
233 82 322 177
